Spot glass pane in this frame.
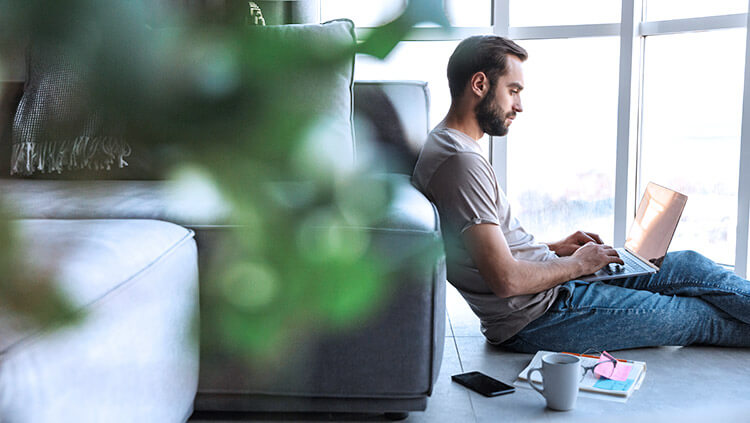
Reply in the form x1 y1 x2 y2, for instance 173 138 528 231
355 40 492 156
445 0 492 27
640 29 745 265
321 0 405 27
510 0 621 26
506 37 620 243
646 0 747 21
322 0 491 27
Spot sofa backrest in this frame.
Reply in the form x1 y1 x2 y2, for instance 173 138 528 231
353 80 430 174
0 19 357 180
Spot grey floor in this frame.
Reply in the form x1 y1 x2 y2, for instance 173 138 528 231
191 284 750 423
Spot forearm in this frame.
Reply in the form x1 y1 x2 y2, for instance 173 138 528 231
463 224 617 299
491 256 583 297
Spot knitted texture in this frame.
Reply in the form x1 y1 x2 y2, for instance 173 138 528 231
11 45 130 175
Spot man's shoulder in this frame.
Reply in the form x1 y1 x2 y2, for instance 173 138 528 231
414 148 493 196
419 128 485 165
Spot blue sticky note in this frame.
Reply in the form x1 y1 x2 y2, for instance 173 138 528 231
593 377 635 391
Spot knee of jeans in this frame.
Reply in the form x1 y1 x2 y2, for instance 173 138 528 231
672 250 706 264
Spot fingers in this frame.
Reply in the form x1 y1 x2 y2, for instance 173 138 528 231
586 232 603 244
575 231 603 245
603 247 624 265
574 231 595 245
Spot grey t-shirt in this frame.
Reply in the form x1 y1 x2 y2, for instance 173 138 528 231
412 125 561 344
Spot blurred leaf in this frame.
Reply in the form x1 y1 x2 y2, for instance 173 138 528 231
0 0 444 361
357 0 450 59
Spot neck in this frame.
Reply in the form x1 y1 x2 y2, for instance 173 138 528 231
443 102 484 141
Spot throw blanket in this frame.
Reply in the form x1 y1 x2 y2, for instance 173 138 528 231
11 45 131 175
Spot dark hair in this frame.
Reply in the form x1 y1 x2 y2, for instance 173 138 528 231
447 36 528 100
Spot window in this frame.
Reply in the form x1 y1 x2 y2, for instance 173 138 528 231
645 0 748 21
506 37 620 242
320 0 491 28
320 0 404 27
639 29 746 265
444 0 492 27
510 0 621 27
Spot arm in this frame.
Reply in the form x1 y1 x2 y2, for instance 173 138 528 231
463 224 623 298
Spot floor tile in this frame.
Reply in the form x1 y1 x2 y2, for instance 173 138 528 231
445 283 481 337
403 335 475 423
453 336 750 423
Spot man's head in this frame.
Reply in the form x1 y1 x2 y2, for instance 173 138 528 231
447 36 528 137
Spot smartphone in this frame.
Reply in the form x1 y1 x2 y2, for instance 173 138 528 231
451 371 515 397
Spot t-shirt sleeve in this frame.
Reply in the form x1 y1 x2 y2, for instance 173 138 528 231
427 153 499 234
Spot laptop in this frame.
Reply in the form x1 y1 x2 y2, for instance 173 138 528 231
580 182 688 282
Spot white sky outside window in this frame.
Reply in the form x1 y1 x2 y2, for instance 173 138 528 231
645 0 748 21
639 29 745 266
506 37 620 244
509 0 621 26
354 41 492 156
444 0 492 27
321 0 405 27
321 0 491 27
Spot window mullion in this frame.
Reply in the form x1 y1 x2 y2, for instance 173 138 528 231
491 0 510 193
613 0 644 247
734 5 750 277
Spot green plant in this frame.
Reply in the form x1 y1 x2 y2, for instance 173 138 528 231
0 0 448 357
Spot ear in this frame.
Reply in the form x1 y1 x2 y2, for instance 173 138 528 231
469 72 489 98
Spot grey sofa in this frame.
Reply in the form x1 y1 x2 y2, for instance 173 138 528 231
0 21 445 420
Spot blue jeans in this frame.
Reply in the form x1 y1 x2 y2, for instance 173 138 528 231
500 250 750 353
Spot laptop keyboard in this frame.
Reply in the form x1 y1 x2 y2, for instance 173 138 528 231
617 249 653 273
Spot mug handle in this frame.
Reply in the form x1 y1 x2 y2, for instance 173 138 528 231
527 367 544 397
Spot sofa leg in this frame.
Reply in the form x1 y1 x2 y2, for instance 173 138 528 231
384 412 409 421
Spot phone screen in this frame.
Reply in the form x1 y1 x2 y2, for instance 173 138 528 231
451 371 515 397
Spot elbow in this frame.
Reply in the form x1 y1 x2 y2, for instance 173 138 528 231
488 273 522 298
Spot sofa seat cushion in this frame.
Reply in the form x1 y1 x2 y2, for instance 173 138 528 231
0 219 196 352
0 219 199 422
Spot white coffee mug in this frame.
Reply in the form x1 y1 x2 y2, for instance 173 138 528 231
527 353 581 411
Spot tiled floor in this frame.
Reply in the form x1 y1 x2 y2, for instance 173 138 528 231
191 284 750 423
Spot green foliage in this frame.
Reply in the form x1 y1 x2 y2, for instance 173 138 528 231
0 0 447 358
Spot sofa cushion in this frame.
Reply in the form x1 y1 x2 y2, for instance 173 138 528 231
257 19 357 167
0 219 196 352
0 219 199 422
354 81 430 174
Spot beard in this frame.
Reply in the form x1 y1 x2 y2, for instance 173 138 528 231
474 86 512 137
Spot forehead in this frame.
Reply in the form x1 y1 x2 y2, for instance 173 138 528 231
500 54 524 83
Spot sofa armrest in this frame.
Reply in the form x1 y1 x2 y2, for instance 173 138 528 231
197 173 447 401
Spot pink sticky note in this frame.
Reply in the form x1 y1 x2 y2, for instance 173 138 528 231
593 351 632 381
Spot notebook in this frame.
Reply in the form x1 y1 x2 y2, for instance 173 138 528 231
515 350 647 402
580 182 688 282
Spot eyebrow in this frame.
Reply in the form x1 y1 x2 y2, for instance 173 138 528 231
507 82 524 91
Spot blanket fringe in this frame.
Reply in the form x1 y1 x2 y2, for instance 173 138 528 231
10 137 132 176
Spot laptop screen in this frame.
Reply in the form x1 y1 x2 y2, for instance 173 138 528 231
624 182 688 262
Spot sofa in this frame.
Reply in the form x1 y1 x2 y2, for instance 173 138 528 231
0 19 446 422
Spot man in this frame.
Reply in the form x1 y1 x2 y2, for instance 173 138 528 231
412 35 750 352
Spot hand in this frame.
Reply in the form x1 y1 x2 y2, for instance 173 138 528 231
548 231 604 257
572 242 624 276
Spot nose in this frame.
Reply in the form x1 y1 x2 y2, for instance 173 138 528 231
513 98 523 113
